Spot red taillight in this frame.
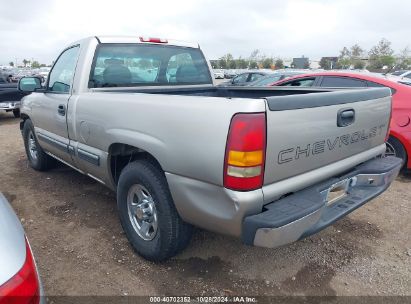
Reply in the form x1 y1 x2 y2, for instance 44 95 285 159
0 239 40 304
224 113 266 191
139 37 168 43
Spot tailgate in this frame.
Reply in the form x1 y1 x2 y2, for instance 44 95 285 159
263 88 391 186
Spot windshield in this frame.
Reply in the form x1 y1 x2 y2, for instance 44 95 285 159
90 44 212 88
391 70 406 76
252 75 282 86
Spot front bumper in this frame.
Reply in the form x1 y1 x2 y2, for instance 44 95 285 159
242 156 402 247
0 101 20 110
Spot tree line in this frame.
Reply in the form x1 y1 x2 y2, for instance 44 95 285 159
320 38 411 71
211 49 285 70
212 38 411 71
9 59 48 68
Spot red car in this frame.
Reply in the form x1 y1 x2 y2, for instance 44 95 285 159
271 72 411 171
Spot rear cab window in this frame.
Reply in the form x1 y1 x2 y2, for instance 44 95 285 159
89 44 212 87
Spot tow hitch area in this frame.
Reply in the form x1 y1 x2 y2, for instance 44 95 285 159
324 178 350 206
242 156 403 248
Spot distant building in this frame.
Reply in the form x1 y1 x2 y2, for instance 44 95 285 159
292 56 310 69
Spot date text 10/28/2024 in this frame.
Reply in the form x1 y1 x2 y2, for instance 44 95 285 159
150 296 257 303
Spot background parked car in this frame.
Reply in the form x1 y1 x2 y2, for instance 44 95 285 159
38 67 51 81
246 70 308 87
10 70 34 83
213 69 224 79
0 193 44 303
389 70 411 80
223 69 238 79
219 71 269 86
271 71 411 171
0 69 16 83
0 74 28 117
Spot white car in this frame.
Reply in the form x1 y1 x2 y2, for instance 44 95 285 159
213 69 224 79
38 67 51 81
389 70 411 80
0 193 45 303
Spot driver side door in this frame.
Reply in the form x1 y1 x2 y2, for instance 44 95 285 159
31 45 80 165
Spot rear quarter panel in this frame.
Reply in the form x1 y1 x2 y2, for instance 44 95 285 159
67 92 266 186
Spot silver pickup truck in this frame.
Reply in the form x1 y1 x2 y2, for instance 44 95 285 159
18 36 402 261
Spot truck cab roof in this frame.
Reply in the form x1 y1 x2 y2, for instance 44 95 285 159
68 36 200 49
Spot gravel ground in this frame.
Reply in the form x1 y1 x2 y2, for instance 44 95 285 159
0 112 410 297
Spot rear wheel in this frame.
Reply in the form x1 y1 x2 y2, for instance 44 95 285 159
386 136 407 170
117 160 192 261
22 119 55 171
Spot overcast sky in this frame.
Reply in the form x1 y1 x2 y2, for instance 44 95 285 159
0 0 410 65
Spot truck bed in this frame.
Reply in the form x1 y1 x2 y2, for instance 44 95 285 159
86 86 391 193
92 85 337 98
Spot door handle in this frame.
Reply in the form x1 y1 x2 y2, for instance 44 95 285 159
337 108 355 127
57 104 66 116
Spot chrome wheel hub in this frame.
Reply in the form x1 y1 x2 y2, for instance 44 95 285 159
127 184 158 241
28 131 38 160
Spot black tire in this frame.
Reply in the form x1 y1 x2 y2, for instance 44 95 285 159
13 109 20 118
386 136 407 170
117 160 192 261
22 119 55 171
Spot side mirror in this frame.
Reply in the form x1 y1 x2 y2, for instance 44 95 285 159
18 77 42 92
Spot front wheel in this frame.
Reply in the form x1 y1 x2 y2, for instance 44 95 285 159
22 119 55 171
117 160 192 261
386 136 407 170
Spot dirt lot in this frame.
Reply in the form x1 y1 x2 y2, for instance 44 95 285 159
0 112 410 297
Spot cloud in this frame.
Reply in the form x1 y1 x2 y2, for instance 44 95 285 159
0 0 409 65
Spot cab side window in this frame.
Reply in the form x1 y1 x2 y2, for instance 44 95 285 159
281 77 315 87
48 46 80 93
366 81 384 87
249 73 264 82
320 76 366 87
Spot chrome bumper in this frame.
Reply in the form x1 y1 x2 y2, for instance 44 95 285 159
0 101 20 110
242 156 402 248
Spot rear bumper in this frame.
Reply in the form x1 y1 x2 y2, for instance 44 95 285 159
242 156 402 247
0 101 20 110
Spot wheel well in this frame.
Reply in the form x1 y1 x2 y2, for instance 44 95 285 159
19 113 30 131
109 143 163 185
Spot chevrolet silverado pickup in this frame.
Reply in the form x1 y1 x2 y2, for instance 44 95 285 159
18 36 402 261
